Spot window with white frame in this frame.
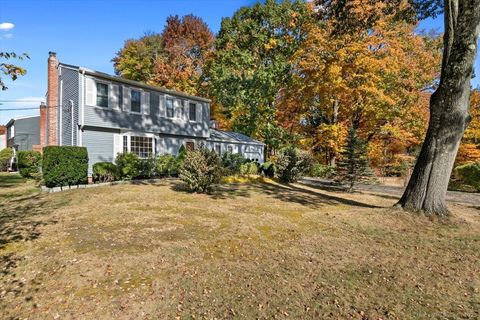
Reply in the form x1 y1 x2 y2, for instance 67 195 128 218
122 135 154 158
131 90 142 113
96 82 108 107
166 97 174 118
189 102 196 121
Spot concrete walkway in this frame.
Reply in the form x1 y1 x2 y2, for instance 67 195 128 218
300 177 480 207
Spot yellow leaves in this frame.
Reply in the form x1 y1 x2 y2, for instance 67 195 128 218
264 38 278 52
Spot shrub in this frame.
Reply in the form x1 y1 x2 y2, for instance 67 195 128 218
240 162 258 176
179 147 223 193
275 146 314 183
309 163 335 179
177 145 187 163
93 162 117 183
115 152 140 180
453 162 480 191
0 147 13 172
137 156 156 179
17 150 42 179
260 161 275 178
221 152 247 174
43 146 88 187
156 154 180 177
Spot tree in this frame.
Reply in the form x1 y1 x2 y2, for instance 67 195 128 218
316 0 480 217
0 51 29 90
278 12 440 167
113 15 214 95
397 1 480 216
204 0 314 149
336 124 373 192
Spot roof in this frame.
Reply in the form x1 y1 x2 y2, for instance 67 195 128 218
5 115 40 128
207 129 265 145
59 62 211 103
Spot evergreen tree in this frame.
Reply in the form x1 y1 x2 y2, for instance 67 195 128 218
336 124 374 192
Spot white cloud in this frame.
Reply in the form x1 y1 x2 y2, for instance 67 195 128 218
0 22 14 30
0 33 13 40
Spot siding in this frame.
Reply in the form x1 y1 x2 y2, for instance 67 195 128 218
9 117 40 151
82 76 210 138
157 135 206 155
206 141 264 163
60 66 80 146
82 129 116 174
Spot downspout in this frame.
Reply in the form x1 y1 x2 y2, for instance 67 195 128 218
79 69 85 146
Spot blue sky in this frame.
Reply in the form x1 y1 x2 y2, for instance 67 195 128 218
0 0 478 124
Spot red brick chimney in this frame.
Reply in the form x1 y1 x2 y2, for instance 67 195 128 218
32 102 47 152
47 51 58 145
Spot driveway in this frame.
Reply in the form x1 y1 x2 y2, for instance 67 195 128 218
300 177 480 207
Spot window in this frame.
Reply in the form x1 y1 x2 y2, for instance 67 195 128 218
227 145 233 153
166 98 174 118
131 90 141 113
186 141 195 151
130 136 153 158
96 83 108 107
189 102 196 121
215 145 221 155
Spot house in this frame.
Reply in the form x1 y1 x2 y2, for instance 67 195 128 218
0 126 6 150
40 52 265 179
5 116 41 151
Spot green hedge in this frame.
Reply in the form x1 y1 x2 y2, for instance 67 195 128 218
93 162 117 183
0 147 13 172
17 150 42 179
43 146 89 187
453 162 480 191
115 152 140 180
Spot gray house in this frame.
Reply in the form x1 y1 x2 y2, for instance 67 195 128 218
5 116 41 151
42 52 264 178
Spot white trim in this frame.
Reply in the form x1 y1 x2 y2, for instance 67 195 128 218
121 131 156 158
59 78 63 146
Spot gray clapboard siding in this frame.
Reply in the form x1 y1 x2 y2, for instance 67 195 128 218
60 66 80 146
82 129 116 174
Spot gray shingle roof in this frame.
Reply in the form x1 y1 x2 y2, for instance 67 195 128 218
207 129 264 145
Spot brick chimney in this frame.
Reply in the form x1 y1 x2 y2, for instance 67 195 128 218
32 102 47 152
47 51 58 145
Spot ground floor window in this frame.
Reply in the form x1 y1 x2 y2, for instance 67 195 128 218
123 135 154 158
215 145 221 155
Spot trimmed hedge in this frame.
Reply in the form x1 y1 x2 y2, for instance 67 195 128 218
0 147 13 172
43 146 89 187
115 152 140 180
17 150 42 179
453 162 480 191
93 162 117 183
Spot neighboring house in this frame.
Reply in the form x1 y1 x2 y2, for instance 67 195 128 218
40 52 265 178
5 116 41 151
0 126 6 150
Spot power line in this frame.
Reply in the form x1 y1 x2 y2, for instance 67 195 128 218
0 106 59 111
0 100 44 102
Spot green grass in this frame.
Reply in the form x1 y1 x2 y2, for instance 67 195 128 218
1 175 479 319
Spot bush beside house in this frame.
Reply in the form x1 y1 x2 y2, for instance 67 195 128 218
17 150 42 179
115 152 140 180
0 147 13 172
179 147 223 193
275 146 314 183
43 146 89 187
93 162 117 183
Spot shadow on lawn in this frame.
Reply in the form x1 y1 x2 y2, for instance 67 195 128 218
0 174 26 189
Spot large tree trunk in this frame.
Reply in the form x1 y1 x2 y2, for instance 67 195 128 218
397 0 480 217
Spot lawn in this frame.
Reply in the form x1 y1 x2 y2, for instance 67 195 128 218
1 173 479 319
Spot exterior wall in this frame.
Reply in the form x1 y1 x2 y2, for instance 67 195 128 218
157 135 206 155
59 66 80 146
82 75 210 138
82 128 117 174
207 140 265 163
6 117 41 151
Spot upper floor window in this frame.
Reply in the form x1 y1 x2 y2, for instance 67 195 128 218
96 83 108 108
131 90 141 113
189 102 197 121
166 97 174 118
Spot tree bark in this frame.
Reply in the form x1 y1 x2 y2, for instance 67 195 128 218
397 0 480 217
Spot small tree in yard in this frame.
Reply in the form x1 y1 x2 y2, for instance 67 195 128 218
336 125 374 192
179 147 223 193
275 146 314 183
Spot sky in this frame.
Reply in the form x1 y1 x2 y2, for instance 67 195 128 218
0 0 479 125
